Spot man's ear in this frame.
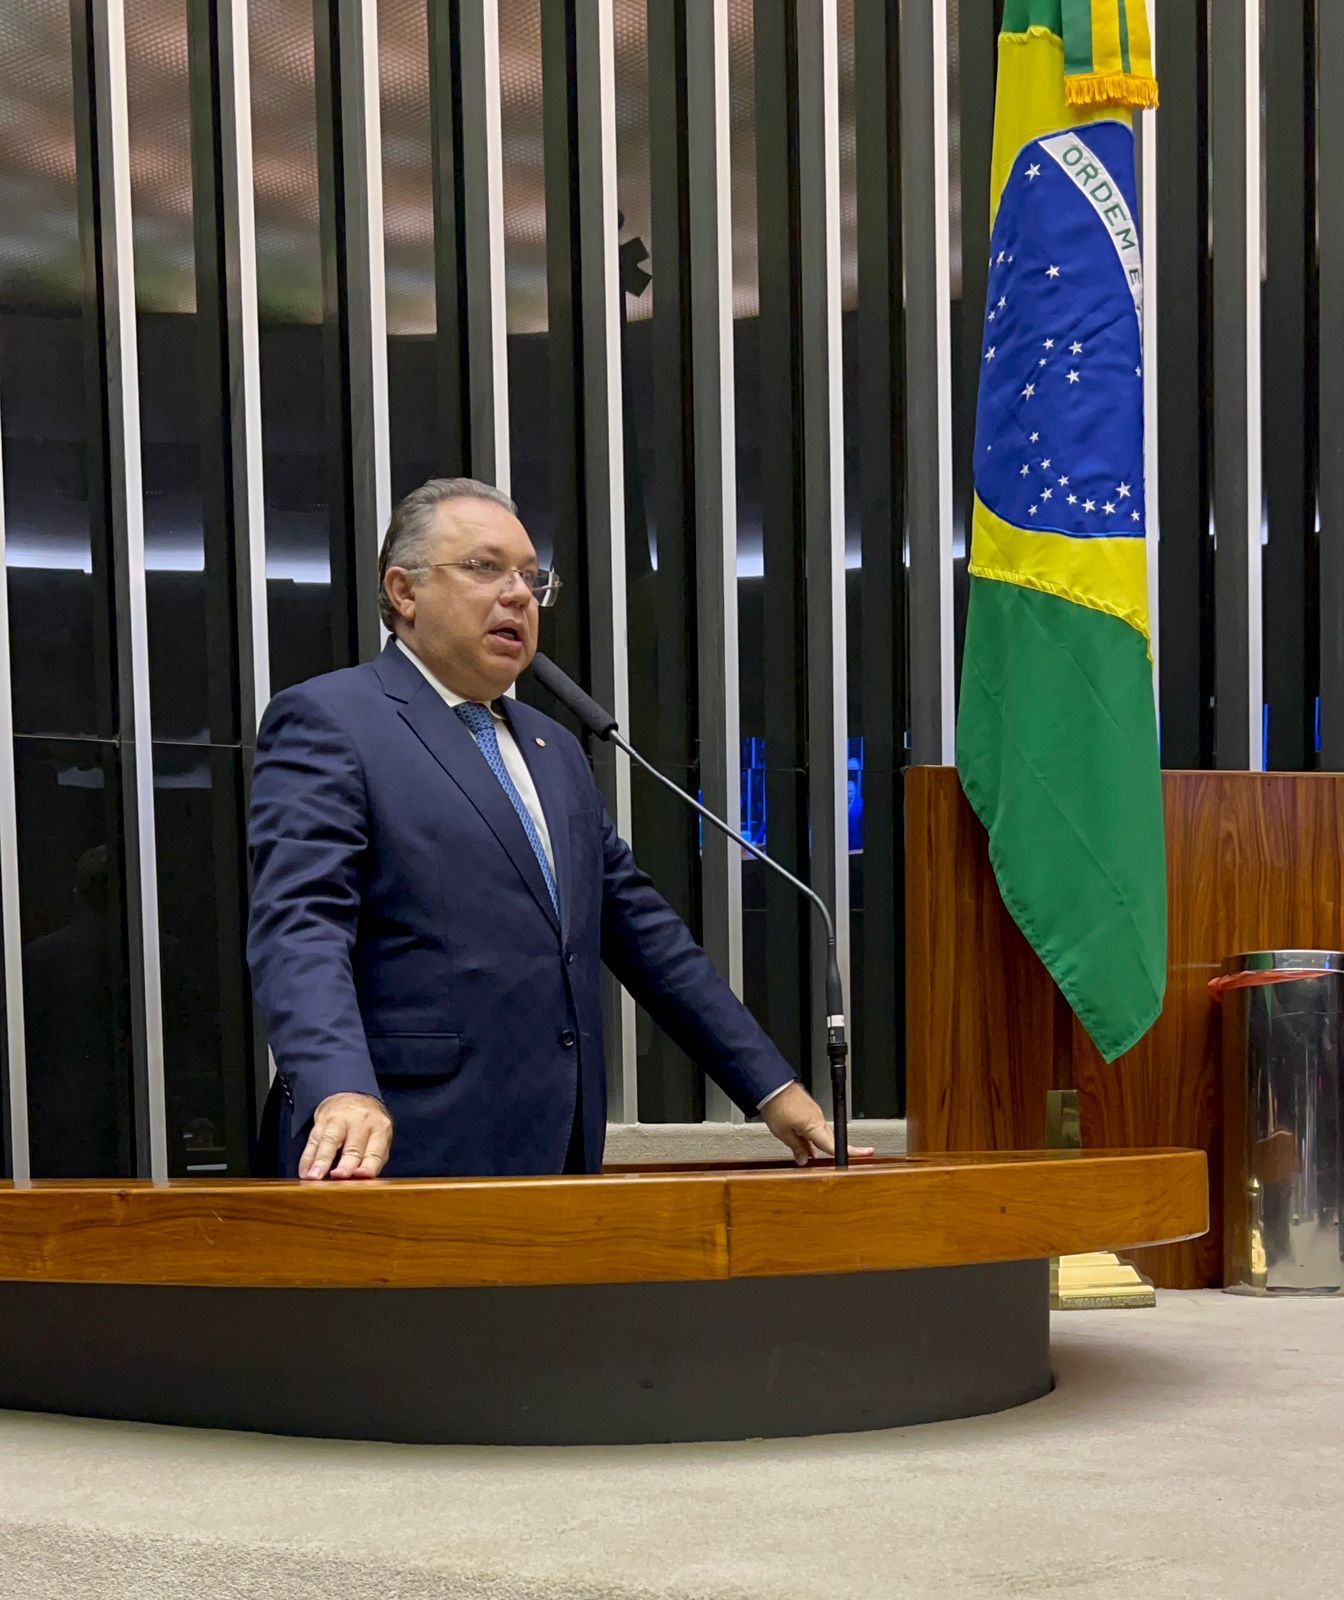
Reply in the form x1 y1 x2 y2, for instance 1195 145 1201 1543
384 568 416 623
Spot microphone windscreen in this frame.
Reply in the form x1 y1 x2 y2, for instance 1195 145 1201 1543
528 652 619 739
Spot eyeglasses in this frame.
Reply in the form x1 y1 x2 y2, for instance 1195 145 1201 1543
419 558 563 608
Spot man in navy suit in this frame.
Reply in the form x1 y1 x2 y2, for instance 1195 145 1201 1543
248 478 857 1179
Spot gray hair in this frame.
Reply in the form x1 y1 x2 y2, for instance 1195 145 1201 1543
378 477 519 628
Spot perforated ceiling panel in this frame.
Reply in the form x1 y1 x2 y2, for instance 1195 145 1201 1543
378 0 433 334
1 0 865 328
498 0 547 334
247 0 323 323
125 0 196 314
0 0 81 304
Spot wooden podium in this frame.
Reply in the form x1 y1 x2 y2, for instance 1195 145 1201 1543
0 1151 1205 1445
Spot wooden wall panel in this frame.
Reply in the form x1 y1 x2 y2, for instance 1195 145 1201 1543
905 767 1344 1288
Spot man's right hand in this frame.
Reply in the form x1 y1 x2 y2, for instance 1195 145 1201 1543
300 1092 393 1181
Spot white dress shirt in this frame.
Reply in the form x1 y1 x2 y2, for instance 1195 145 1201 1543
396 638 555 872
396 640 790 1113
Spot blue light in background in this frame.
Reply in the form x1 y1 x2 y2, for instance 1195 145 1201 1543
728 737 866 854
740 736 767 846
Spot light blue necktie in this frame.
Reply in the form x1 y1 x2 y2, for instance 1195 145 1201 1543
453 702 559 916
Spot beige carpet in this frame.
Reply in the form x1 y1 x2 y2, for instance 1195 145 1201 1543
0 1291 1339 1599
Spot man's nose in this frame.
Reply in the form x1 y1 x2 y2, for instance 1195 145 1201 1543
499 571 532 604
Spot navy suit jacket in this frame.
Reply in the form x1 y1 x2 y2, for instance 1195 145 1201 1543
246 638 796 1176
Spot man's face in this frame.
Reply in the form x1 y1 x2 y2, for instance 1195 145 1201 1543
394 497 541 701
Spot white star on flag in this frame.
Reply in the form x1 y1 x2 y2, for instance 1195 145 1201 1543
1117 482 1131 498
1083 498 1096 513
1043 339 1055 350
1041 458 1051 469
998 297 1007 309
1041 488 1054 501
1059 475 1069 486
1046 265 1060 279
1020 464 1031 476
1067 494 1078 505
1070 341 1084 355
1039 357 1047 366
989 311 997 322
1131 511 1141 522
1103 502 1116 516
1022 383 1036 399
1067 370 1080 384
1027 164 1041 179
1029 432 1040 443
1028 505 1038 517
986 346 996 361
1135 367 1143 377
997 250 1006 265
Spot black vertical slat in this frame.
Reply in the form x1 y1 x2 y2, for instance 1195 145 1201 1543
854 0 905 1117
314 0 381 668
187 0 242 750
1210 0 1255 769
571 0 626 783
185 0 258 1175
214 0 265 757
753 0 809 1077
1156 0 1214 768
899 0 950 763
76 0 149 1175
534 0 588 711
68 0 119 744
633 0 701 1122
1262 0 1314 770
1320 0 1344 768
428 0 471 476
795 0 847 1110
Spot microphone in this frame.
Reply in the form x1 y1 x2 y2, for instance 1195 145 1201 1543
528 651 851 1169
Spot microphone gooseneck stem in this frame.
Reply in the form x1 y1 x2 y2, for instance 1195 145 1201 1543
611 730 850 1170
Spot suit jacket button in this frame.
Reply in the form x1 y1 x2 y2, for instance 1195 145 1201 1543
565 949 577 965
560 1029 576 1049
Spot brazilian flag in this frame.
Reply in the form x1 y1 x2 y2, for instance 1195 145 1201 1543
955 0 1165 1062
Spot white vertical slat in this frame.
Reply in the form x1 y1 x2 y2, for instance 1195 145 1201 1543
694 0 746 1122
226 0 271 725
817 0 851 1103
481 0 511 491
931 0 956 763
0 389 30 1182
580 0 637 1120
901 0 957 765
104 0 168 1182
1244 0 1264 768
359 0 392 548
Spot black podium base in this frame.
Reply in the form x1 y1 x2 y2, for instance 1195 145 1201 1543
0 1260 1049 1445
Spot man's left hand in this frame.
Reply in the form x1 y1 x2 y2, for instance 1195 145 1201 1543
761 1082 876 1166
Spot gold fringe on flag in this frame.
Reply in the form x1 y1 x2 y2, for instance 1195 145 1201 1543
1061 0 1159 111
1065 70 1159 110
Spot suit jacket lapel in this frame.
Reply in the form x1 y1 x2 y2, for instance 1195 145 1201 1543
378 643 561 934
500 696 573 939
